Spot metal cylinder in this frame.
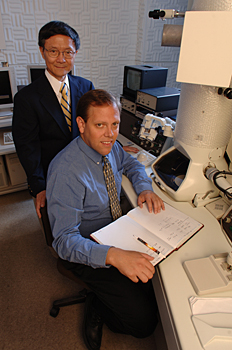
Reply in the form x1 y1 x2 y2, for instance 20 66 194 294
161 24 183 47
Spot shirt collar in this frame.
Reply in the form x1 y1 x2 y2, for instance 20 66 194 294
77 137 108 165
45 69 70 96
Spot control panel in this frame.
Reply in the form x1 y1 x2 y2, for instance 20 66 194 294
119 109 167 157
120 97 136 114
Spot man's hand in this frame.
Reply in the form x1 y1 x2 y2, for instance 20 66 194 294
106 247 155 283
137 190 165 214
123 146 139 153
35 190 46 218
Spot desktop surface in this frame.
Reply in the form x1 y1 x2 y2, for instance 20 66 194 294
118 133 232 350
152 184 232 350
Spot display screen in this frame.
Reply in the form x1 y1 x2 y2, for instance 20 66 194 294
0 71 13 105
153 148 190 191
30 68 45 82
29 67 73 83
126 69 141 91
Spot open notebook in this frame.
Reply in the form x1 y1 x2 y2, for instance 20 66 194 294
91 202 203 266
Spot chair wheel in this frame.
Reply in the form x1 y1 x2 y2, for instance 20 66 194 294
50 306 60 318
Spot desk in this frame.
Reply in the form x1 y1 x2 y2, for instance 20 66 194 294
118 134 232 350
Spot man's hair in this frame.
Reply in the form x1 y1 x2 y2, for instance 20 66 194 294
76 89 121 122
38 21 80 50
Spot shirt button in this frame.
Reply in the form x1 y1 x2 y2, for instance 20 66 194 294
97 162 100 164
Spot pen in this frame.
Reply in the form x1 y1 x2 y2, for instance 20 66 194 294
134 235 160 254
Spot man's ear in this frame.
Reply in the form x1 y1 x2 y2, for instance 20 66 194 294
39 46 45 60
76 116 85 134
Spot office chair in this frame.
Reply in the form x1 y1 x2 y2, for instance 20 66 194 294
40 204 89 318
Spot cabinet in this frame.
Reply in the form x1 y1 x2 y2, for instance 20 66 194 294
0 114 28 195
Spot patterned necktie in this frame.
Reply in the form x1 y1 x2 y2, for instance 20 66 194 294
60 82 71 131
102 156 122 221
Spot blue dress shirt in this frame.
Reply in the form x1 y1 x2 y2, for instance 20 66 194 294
46 137 153 269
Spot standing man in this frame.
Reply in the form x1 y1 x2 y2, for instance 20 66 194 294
46 89 165 350
12 21 94 217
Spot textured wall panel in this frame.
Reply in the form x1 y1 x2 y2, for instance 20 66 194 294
0 0 187 96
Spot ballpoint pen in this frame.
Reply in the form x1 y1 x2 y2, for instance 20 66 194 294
133 235 160 254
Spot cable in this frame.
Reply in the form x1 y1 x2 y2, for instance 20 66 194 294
206 167 232 200
214 171 232 200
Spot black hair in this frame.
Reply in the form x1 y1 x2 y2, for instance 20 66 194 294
38 21 80 50
76 89 121 122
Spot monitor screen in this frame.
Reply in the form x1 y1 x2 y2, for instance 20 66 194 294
30 67 45 82
0 67 17 114
27 65 46 84
123 65 168 101
126 69 141 91
27 65 75 84
0 71 13 105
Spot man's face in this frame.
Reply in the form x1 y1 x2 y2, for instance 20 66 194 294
76 104 120 156
39 34 77 82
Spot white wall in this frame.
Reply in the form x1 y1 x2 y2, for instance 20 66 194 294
0 0 188 96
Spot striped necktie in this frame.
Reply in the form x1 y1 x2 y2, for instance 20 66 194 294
60 82 71 132
102 156 122 221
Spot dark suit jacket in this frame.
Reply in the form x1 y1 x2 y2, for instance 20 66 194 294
12 73 94 197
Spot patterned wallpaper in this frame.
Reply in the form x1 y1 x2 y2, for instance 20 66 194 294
0 0 188 96
138 0 188 88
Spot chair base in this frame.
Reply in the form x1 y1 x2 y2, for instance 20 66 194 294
50 288 88 317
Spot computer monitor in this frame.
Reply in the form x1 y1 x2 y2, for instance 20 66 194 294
27 65 46 83
123 65 168 100
27 64 75 84
0 66 17 117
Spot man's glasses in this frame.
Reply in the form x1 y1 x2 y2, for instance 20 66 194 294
44 48 76 59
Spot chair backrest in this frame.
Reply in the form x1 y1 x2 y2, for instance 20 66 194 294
40 203 53 247
40 202 89 289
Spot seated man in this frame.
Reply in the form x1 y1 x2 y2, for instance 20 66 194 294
46 89 165 350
